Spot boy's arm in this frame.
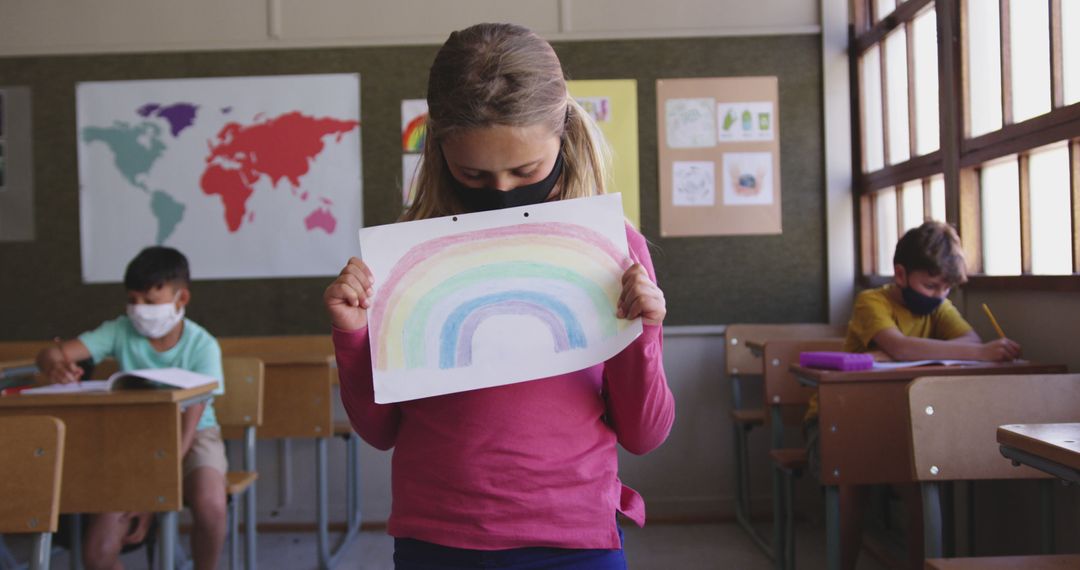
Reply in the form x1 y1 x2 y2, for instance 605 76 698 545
872 328 1020 361
35 339 92 384
180 402 206 457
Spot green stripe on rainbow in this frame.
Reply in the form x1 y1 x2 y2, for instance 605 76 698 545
369 222 630 371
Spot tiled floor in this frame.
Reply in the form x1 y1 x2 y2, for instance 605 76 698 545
5 520 891 569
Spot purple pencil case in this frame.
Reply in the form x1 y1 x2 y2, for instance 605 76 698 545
799 351 874 371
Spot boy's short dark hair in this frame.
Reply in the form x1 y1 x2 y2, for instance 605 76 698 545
123 246 191 291
893 221 967 285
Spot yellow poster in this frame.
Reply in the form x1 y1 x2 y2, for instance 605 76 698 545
567 80 640 229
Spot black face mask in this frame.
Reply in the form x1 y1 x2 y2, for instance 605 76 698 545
449 153 564 213
900 285 944 316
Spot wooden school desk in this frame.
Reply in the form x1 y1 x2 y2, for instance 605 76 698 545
791 361 1067 570
0 383 215 570
218 336 360 570
998 423 1080 485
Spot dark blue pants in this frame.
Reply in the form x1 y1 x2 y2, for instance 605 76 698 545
393 526 626 570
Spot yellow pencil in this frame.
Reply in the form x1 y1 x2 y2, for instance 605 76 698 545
981 303 1006 339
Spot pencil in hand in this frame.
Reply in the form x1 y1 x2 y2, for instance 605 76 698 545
980 303 1006 339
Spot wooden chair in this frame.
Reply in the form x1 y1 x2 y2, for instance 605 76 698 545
763 338 844 570
724 323 845 559
907 373 1080 567
216 357 265 570
0 416 66 570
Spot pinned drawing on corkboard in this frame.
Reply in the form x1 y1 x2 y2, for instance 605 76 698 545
657 77 781 237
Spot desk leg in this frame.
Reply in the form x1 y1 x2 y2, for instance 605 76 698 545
157 511 178 570
29 532 51 570
825 485 839 570
317 437 330 570
1040 479 1055 554
278 439 292 509
71 513 84 570
244 427 257 570
921 482 943 558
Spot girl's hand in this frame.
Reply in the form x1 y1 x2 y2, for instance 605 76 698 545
616 263 666 326
324 257 376 331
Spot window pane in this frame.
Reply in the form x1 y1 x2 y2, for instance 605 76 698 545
913 8 940 155
967 0 1003 137
875 188 899 275
1029 143 1073 274
901 180 925 232
1065 0 1080 105
862 46 885 172
1009 0 1051 122
929 175 946 222
980 158 1022 275
885 28 911 165
876 0 897 23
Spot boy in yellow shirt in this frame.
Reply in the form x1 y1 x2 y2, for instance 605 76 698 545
807 221 1020 569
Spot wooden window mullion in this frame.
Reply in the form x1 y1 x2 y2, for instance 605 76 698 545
1050 0 1064 109
923 178 933 221
1071 139 1080 272
862 193 877 276
881 40 893 165
940 0 964 227
1000 0 1014 126
896 186 905 237
962 167 984 273
1019 154 1032 273
907 19 918 158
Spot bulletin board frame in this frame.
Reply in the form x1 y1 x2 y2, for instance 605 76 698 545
658 77 782 237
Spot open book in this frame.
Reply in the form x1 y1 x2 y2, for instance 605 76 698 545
871 359 985 370
22 367 219 395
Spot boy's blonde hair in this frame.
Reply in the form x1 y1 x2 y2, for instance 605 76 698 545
403 23 611 221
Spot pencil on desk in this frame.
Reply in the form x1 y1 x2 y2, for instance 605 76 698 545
981 303 1007 339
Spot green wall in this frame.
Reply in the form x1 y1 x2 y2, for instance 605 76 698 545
0 34 825 340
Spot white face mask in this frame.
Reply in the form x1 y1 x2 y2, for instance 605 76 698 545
127 293 185 339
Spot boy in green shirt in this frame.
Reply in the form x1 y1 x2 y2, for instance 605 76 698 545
37 246 227 570
808 221 1020 569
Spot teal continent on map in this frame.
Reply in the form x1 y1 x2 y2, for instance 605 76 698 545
200 111 360 233
82 122 166 191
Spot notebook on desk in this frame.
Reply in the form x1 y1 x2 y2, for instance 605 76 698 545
870 359 986 370
22 367 218 394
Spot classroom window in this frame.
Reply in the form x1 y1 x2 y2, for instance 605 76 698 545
1065 0 1080 105
861 46 886 172
912 8 940 155
1007 0 1051 123
978 157 1021 276
965 0 1002 137
852 0 1080 285
874 188 900 276
885 28 911 165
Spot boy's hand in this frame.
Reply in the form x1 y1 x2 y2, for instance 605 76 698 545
324 257 376 331
37 348 84 385
979 338 1021 361
617 263 666 325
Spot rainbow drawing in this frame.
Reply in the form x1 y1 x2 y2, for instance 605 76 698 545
401 113 427 152
368 221 633 372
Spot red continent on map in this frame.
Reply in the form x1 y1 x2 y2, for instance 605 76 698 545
200 111 359 232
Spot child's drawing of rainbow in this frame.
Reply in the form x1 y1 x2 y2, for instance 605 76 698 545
368 222 632 371
401 113 428 152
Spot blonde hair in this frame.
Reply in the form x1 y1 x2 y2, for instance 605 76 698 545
403 23 611 221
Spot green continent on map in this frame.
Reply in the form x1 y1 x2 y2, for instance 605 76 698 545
82 121 166 192
150 190 185 244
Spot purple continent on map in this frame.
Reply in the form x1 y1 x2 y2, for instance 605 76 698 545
137 102 199 137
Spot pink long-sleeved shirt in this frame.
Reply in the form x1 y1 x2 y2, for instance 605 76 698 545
333 225 674 550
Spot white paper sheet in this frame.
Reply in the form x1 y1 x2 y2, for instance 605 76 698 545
358 194 643 403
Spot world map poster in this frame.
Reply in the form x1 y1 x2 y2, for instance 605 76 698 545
76 74 362 282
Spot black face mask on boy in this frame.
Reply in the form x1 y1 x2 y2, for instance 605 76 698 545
449 153 564 213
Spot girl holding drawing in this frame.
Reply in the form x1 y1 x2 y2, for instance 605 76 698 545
325 23 673 569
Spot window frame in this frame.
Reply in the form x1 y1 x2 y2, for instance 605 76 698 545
850 0 1080 291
